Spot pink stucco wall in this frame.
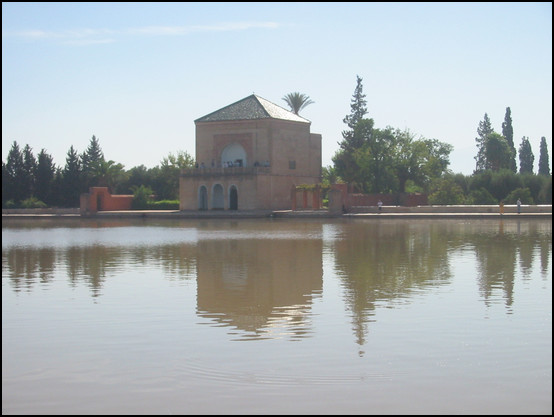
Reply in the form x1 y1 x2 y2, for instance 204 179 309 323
81 187 133 213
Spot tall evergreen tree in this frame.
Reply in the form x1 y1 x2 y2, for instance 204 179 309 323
81 135 105 190
62 145 83 207
81 135 104 168
339 75 373 152
343 75 368 130
474 113 494 172
518 136 534 174
5 141 26 203
2 162 8 206
22 144 37 201
538 136 551 175
333 76 451 193
333 75 373 188
502 107 517 172
35 149 56 205
51 167 65 207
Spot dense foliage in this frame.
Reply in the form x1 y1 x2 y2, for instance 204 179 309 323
333 75 453 193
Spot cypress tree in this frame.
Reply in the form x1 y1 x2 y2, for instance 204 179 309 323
502 107 517 172
474 113 494 172
518 136 534 174
538 136 551 175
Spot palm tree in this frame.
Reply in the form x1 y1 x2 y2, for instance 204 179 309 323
282 92 314 115
94 159 126 193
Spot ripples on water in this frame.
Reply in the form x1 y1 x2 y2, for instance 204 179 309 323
2 218 552 414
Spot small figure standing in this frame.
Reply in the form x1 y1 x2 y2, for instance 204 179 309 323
499 200 504 215
517 198 521 214
378 200 383 213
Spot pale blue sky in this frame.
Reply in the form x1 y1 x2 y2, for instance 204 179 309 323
2 2 552 175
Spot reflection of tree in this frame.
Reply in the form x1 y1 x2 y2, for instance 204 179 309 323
3 248 57 292
332 221 455 347
527 221 552 281
128 244 197 281
472 220 552 310
329 219 551 347
473 233 517 308
539 236 552 280
65 245 121 297
196 236 323 340
3 219 550 343
3 244 197 297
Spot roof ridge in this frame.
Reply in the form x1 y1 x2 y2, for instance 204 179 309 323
253 94 310 123
195 94 310 123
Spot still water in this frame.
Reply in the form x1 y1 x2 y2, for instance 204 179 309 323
2 217 552 415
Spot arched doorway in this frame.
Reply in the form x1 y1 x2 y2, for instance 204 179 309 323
212 184 224 209
198 185 208 210
221 143 247 167
229 185 238 210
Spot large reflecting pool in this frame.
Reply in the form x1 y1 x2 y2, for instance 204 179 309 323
2 217 552 414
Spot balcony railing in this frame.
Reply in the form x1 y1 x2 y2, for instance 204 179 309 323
180 166 271 177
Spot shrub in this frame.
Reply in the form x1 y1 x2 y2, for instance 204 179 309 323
489 169 522 201
131 185 154 209
466 188 497 205
21 197 48 209
147 200 179 210
520 173 544 203
428 178 466 205
504 187 534 204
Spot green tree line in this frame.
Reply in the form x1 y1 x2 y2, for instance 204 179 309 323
2 135 195 208
3 76 552 208
324 75 551 205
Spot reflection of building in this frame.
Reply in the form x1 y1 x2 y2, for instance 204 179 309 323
179 94 322 211
195 235 323 339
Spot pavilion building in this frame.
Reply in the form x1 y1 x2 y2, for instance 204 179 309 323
179 94 322 211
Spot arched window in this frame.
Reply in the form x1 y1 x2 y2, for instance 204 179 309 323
221 143 247 167
212 184 224 209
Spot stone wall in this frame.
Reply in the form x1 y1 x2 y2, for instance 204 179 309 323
80 187 134 214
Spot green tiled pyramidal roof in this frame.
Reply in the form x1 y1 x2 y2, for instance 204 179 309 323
195 94 310 123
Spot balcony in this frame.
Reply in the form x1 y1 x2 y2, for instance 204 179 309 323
180 166 271 177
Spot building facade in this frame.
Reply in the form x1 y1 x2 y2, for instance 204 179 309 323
179 94 322 211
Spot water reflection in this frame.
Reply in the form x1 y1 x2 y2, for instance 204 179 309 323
331 221 453 347
3 243 198 297
2 218 551 341
470 220 551 311
195 236 323 340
